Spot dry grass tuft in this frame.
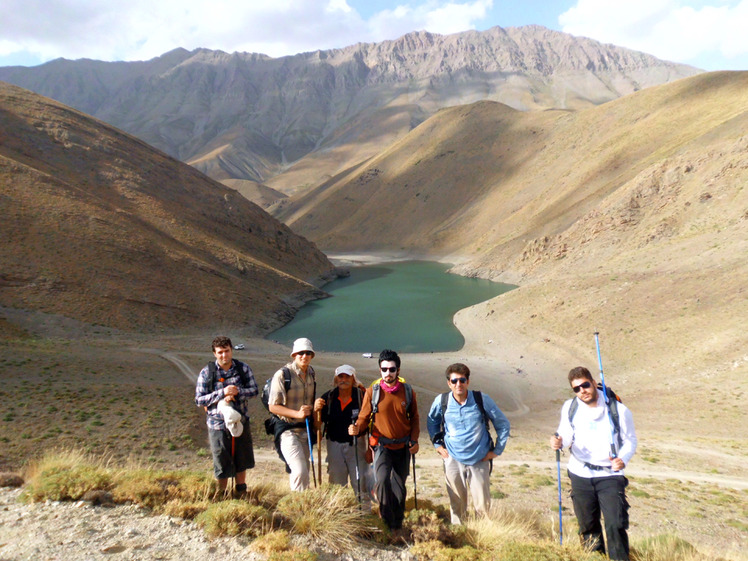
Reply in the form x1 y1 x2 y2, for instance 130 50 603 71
465 504 547 549
405 508 467 546
21 449 112 502
160 499 211 520
275 484 378 552
249 529 292 553
111 469 215 509
243 480 287 510
250 531 320 561
410 540 484 561
194 500 273 537
631 535 711 561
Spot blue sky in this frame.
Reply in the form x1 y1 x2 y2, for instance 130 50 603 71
1 1 746 70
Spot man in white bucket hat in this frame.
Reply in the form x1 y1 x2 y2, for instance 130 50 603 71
314 364 374 508
268 338 317 490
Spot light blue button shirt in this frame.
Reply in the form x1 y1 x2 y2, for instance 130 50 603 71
427 390 511 465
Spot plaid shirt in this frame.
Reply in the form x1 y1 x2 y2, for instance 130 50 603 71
268 362 316 424
195 359 258 430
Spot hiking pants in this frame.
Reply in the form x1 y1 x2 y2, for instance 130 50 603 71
327 438 374 507
569 471 630 561
373 445 410 529
280 428 310 491
443 455 491 524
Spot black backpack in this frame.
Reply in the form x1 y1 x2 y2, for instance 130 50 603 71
569 383 623 447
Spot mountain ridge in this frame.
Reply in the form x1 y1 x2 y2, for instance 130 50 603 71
0 25 699 189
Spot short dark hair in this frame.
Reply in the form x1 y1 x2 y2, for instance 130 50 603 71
212 336 232 351
568 366 593 385
378 349 401 369
445 363 470 380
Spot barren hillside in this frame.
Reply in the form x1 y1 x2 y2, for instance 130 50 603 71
275 71 748 385
0 82 335 333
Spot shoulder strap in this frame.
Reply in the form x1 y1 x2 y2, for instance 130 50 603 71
207 362 217 391
404 383 413 417
472 391 491 434
371 383 381 415
438 391 450 435
568 397 579 426
281 367 292 391
233 360 251 389
325 387 338 419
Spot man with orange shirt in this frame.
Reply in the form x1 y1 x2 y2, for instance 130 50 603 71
350 349 419 531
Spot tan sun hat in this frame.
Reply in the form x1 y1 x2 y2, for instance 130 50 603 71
290 337 315 357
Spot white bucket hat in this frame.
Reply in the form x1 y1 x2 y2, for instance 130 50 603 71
334 364 361 386
290 337 315 357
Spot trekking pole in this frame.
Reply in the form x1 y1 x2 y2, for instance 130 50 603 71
352 409 362 507
554 432 563 545
594 331 618 460
306 416 318 488
411 450 418 510
315 410 323 484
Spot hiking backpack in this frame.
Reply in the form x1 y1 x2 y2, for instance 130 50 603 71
568 383 623 447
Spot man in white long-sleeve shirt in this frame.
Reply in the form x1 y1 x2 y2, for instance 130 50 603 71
550 366 637 561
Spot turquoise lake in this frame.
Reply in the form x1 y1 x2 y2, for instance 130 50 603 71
268 261 515 353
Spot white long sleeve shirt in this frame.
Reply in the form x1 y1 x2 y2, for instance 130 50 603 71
556 390 637 478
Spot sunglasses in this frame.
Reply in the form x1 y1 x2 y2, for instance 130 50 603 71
572 381 592 393
296 351 313 356
380 366 398 373
450 377 468 385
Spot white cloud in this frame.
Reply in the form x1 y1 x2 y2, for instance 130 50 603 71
368 1 493 39
559 0 748 69
0 0 493 64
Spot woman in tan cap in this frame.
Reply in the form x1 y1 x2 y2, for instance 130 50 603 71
267 338 317 490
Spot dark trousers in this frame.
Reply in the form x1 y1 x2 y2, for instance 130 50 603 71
569 471 630 561
373 445 410 529
209 418 255 479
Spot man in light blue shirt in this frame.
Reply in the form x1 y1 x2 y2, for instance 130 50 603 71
427 363 510 524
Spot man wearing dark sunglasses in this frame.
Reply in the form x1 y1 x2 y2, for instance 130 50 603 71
550 366 637 560
426 363 510 525
349 349 419 532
